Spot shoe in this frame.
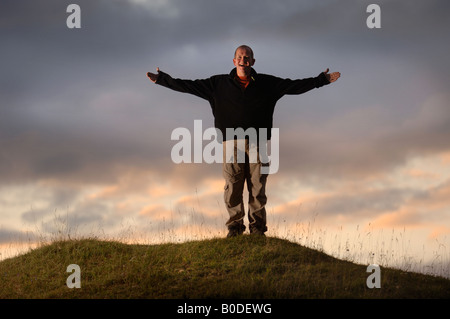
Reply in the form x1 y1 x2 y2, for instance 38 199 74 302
226 224 245 238
249 225 267 237
227 229 242 238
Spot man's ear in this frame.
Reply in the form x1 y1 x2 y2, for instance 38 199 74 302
251 58 255 66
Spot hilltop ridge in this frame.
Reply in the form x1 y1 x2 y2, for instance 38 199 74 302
0 235 449 299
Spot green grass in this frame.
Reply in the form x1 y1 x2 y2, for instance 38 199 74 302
1 235 449 299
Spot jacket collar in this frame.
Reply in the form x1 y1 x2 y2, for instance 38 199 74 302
229 67 257 81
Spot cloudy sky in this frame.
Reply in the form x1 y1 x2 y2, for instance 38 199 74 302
1 0 449 274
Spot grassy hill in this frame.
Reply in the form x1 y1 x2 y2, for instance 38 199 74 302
0 235 449 299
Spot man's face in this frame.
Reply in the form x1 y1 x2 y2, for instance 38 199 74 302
233 48 255 76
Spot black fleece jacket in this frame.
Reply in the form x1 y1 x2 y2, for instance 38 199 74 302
156 68 330 141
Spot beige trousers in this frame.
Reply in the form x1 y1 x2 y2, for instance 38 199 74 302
222 140 269 233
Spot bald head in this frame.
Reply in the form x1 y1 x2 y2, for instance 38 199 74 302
234 45 254 59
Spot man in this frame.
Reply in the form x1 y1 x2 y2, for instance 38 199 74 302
147 45 340 237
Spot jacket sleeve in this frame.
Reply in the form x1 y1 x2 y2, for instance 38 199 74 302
274 72 330 99
155 71 214 101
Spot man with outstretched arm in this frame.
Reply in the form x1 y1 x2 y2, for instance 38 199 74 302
147 45 340 238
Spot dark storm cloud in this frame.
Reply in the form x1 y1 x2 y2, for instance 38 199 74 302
1 0 450 206
278 94 450 183
0 0 220 185
0 228 37 245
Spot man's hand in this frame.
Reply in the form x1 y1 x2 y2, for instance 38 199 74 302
147 67 160 83
323 68 340 83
